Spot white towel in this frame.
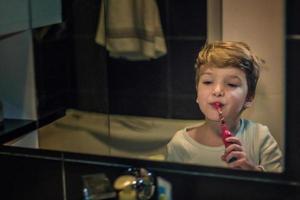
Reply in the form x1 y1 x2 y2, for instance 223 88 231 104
95 0 167 61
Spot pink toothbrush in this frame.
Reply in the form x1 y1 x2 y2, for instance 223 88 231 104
213 102 237 163
213 102 233 147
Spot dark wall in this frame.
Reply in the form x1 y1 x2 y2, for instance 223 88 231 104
33 0 206 120
285 0 300 179
0 149 64 200
107 0 206 119
34 0 109 118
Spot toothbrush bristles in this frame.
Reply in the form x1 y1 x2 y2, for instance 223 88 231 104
214 103 225 123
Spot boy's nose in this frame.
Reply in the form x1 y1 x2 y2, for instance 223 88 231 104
212 85 224 97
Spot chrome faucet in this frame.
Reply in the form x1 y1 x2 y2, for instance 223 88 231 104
114 168 155 200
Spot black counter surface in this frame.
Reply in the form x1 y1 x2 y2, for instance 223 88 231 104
0 108 64 144
0 119 36 143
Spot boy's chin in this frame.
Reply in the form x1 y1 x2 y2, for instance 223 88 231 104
206 117 220 123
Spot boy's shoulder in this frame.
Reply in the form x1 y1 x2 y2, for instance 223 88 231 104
241 119 272 139
174 123 203 136
169 123 204 145
242 119 269 131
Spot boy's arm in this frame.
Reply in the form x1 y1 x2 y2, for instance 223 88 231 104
258 128 283 173
166 140 183 162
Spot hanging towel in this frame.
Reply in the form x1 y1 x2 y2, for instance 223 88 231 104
95 0 167 61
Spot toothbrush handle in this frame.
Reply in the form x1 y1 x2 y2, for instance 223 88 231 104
221 125 233 147
213 102 238 163
221 125 237 163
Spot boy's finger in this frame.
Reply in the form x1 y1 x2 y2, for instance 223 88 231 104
225 137 242 145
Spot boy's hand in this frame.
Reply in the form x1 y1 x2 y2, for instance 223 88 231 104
221 137 262 171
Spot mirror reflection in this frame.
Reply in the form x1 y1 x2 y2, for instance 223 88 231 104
34 0 284 172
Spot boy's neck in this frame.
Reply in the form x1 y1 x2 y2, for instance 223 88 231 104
187 119 241 147
206 118 241 135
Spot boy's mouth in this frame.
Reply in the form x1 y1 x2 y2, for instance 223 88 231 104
211 102 224 109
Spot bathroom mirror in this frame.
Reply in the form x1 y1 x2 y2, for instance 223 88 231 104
34 0 286 173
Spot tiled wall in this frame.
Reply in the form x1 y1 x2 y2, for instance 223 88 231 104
107 0 206 119
34 0 110 118
34 0 206 120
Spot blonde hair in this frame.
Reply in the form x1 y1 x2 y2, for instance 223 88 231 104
195 41 263 98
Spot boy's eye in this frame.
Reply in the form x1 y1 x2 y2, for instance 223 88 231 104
202 81 212 85
227 83 239 87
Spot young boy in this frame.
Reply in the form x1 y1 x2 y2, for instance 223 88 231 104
167 41 283 172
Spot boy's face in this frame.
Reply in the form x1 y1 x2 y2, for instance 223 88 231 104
196 65 251 123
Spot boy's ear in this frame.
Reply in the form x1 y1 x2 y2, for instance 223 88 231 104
244 96 254 108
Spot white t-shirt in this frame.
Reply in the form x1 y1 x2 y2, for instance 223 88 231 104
167 119 283 172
